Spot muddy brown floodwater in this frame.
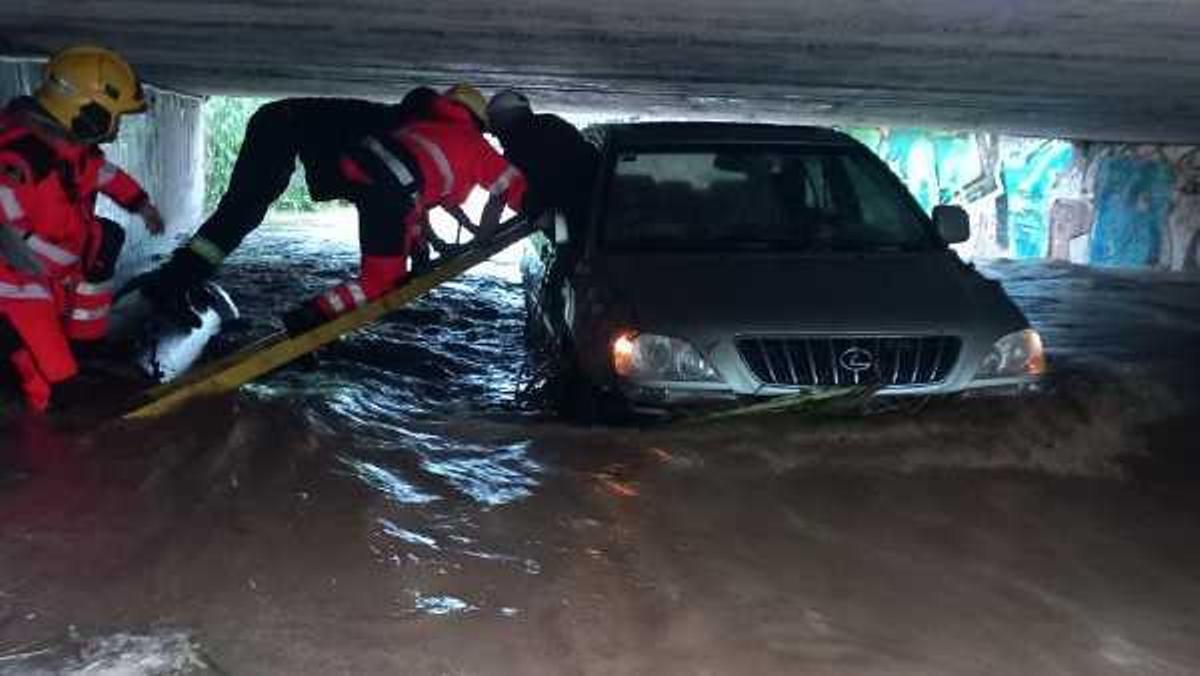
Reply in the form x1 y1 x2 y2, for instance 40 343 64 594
2 220 1200 675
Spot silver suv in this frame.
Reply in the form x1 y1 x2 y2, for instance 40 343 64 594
522 123 1044 413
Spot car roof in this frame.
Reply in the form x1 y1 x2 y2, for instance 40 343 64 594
596 122 859 148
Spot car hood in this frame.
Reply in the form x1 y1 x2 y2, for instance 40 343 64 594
597 250 1026 336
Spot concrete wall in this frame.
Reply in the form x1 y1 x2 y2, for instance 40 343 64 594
0 57 204 283
850 127 1200 272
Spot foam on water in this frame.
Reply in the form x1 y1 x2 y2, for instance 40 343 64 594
1 631 209 676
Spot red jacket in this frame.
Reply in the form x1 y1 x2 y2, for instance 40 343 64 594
393 96 527 212
0 99 149 400
0 98 147 280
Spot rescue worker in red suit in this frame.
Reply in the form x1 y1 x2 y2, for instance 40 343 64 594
0 46 164 412
287 84 527 330
139 87 442 329
143 84 526 334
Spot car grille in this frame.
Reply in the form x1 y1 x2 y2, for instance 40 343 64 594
736 335 961 387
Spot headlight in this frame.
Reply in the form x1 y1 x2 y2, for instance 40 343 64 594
975 329 1046 379
612 332 722 383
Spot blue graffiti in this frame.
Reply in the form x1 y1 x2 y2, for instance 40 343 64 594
999 141 1074 259
850 128 986 214
1090 157 1172 266
848 124 1183 269
872 130 940 212
931 135 982 205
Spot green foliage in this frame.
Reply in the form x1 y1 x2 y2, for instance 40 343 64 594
203 96 318 213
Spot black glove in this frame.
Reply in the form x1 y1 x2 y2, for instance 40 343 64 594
138 248 218 329
428 236 467 258
280 302 326 337
139 277 204 329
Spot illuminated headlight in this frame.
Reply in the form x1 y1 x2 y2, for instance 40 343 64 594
975 329 1046 379
612 332 722 383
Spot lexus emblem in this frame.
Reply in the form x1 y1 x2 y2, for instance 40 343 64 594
839 347 874 373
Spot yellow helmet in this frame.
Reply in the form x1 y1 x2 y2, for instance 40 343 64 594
36 45 147 143
444 84 489 128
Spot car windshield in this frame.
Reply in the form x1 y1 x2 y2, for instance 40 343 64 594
602 145 935 252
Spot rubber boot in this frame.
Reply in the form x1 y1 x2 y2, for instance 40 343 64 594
281 301 327 337
140 247 219 329
280 302 325 370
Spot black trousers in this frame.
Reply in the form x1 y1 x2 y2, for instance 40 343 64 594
194 101 325 256
197 100 417 260
354 190 412 258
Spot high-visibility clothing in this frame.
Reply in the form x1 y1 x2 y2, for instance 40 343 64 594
0 99 146 279
393 96 527 213
64 279 114 341
312 194 420 320
0 264 76 411
316 255 410 318
339 96 527 213
0 99 145 410
10 348 53 413
0 99 144 345
63 218 123 341
312 96 528 322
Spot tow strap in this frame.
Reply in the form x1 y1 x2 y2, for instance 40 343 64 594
673 385 878 425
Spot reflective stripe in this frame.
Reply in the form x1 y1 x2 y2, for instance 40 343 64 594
363 137 415 187
323 288 346 314
26 235 79 266
97 161 119 187
401 131 454 197
76 280 114 296
486 166 520 197
188 237 227 266
70 306 110 321
0 185 24 221
0 281 51 300
1 226 76 270
346 282 368 308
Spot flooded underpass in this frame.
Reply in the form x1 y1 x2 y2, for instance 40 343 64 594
3 218 1200 675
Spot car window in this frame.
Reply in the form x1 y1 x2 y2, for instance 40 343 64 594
603 146 934 252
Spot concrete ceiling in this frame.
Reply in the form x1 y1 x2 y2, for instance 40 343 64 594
3 1 1200 142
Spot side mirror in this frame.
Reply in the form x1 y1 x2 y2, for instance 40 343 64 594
933 205 970 244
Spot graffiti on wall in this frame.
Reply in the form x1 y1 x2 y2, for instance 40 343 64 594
1089 156 1173 267
1000 139 1075 259
847 127 1200 271
848 128 989 215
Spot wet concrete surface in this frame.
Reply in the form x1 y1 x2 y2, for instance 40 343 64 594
2 220 1200 674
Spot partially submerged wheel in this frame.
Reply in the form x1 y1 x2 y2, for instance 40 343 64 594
559 355 630 425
